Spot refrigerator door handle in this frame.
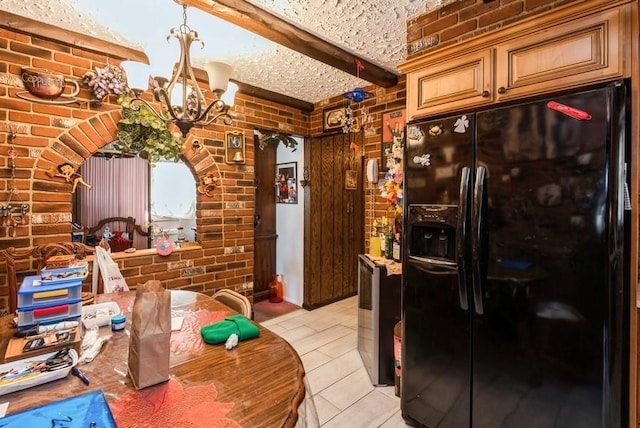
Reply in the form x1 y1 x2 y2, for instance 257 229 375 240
456 167 470 310
472 166 486 315
407 256 458 275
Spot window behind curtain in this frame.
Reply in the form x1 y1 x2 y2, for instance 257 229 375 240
150 160 196 242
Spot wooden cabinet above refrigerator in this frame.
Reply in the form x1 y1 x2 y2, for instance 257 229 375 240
399 0 632 121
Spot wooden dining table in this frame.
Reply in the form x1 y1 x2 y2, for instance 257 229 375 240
0 290 314 427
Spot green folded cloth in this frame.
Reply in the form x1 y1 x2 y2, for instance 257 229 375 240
200 314 260 345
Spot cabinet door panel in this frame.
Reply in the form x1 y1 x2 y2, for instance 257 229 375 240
496 8 623 100
407 50 493 121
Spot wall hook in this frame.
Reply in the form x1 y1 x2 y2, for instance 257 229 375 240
300 166 310 188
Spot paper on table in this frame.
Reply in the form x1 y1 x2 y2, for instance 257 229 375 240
171 316 185 331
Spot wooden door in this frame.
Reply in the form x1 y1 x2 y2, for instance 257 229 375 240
253 136 277 302
303 132 364 309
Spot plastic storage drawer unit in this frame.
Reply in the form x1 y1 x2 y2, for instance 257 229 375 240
40 261 88 283
18 276 83 308
17 300 82 328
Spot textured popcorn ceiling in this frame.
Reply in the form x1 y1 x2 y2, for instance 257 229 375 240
0 0 451 104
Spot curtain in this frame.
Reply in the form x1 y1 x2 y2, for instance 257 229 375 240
78 156 149 249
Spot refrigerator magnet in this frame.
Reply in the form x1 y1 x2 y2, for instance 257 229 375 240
453 115 469 133
413 154 431 167
547 101 592 120
428 125 443 136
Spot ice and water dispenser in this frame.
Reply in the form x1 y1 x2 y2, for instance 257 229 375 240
407 205 458 264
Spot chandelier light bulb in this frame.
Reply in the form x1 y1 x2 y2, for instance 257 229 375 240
121 61 151 93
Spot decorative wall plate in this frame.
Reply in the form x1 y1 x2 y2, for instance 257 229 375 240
16 91 80 105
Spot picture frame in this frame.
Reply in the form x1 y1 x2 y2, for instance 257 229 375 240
225 131 245 164
323 107 346 132
276 162 297 204
381 108 406 170
345 170 358 190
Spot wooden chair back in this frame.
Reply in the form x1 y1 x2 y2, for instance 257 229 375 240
213 289 253 319
83 216 150 248
0 243 94 314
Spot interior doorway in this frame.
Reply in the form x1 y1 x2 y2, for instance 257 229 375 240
253 134 277 302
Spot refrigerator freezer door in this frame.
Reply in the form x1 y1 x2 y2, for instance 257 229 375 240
402 114 474 427
405 114 475 206
472 86 621 427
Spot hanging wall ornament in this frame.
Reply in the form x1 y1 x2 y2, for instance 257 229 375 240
342 60 374 104
2 126 30 237
341 59 374 136
46 162 92 193
197 171 219 197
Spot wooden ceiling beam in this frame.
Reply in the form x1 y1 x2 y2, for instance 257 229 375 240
232 79 315 113
0 11 148 63
182 0 399 88
1 10 312 113
191 68 314 112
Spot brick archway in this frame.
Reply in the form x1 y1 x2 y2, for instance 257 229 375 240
31 109 225 245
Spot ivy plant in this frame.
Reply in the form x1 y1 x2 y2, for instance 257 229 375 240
258 133 298 151
115 95 184 165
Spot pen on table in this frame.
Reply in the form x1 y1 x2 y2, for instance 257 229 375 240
71 367 90 385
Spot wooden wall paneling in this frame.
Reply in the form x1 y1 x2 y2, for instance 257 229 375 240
343 132 364 298
302 137 311 307
320 134 336 303
304 136 323 307
303 132 362 309
333 134 347 300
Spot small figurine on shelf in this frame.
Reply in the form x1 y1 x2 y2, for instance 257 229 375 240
177 226 186 242
99 226 112 252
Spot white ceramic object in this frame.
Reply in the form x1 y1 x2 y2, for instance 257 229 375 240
81 302 121 329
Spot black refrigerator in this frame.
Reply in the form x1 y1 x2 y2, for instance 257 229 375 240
401 81 630 428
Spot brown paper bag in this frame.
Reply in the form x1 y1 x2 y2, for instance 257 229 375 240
128 280 171 389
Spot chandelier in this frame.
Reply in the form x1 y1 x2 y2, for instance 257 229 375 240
120 2 238 137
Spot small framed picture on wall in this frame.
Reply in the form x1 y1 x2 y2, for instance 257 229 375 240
323 107 346 133
345 170 358 190
225 131 245 164
276 162 297 204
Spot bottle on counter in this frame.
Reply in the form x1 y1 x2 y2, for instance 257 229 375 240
380 217 389 255
384 225 394 260
370 218 381 257
392 233 401 262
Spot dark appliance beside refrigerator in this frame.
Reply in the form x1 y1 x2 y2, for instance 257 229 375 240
357 254 401 386
401 81 630 427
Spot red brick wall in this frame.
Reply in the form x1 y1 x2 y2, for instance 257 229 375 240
406 0 579 59
0 24 308 310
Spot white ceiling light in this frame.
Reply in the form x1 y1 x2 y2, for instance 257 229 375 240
120 2 236 137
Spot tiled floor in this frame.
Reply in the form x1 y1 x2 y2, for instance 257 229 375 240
260 296 412 428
